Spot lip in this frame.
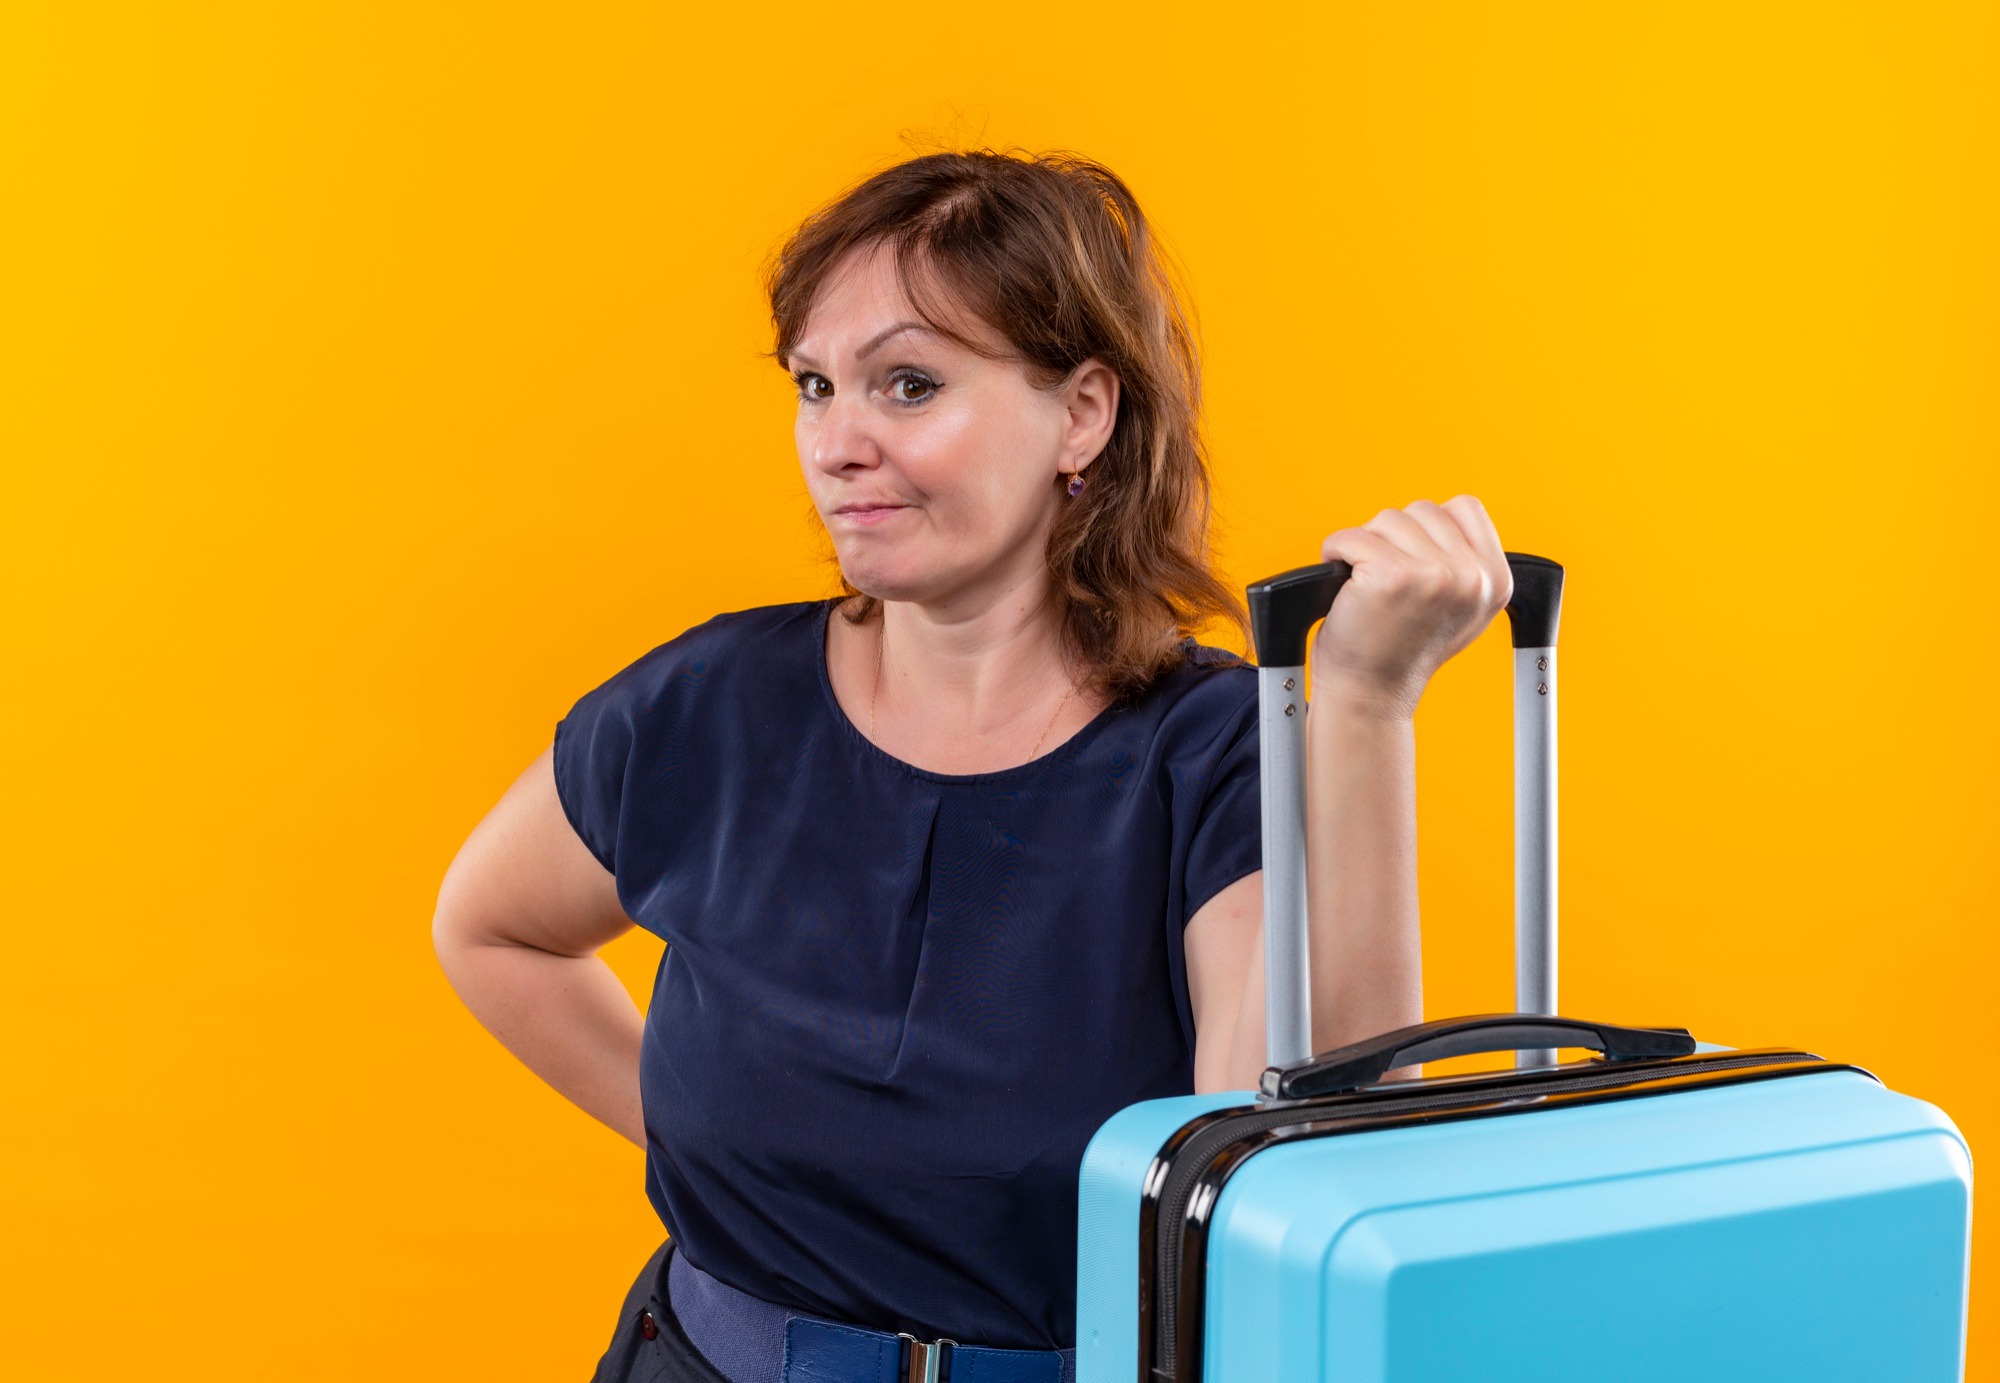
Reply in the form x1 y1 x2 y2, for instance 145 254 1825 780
830 503 913 525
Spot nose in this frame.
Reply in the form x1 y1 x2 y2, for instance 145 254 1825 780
804 390 883 479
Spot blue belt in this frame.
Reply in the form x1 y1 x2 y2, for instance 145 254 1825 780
783 1318 1066 1383
667 1241 1073 1383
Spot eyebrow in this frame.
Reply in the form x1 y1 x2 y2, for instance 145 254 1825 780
788 320 934 371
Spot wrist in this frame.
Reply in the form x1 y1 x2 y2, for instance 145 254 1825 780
1306 663 1422 724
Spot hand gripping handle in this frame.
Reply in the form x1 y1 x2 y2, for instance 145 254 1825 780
1259 1014 1697 1100
1246 552 1569 1072
1246 552 1565 666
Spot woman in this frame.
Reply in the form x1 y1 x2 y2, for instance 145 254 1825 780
432 149 1512 1382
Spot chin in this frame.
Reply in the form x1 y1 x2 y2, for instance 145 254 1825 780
840 571 928 605
834 550 951 606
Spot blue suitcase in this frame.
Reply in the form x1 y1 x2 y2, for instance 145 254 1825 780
1076 555 1973 1382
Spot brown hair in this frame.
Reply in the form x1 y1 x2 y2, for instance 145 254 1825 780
765 147 1247 701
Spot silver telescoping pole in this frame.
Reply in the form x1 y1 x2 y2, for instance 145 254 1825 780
1503 552 1565 1069
1246 562 1353 1077
1514 643 1558 1066
1259 663 1313 1070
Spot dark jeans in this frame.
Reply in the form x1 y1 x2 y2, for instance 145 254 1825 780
589 1240 732 1383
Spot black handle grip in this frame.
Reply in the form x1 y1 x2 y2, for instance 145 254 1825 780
1246 551 1566 667
1504 553 1565 648
1259 1013 1696 1100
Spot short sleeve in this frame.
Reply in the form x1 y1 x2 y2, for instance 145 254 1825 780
551 657 653 877
1181 683 1262 924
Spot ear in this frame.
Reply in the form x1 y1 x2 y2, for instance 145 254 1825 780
1057 359 1121 477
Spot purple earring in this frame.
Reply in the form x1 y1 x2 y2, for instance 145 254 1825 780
1066 471 1087 497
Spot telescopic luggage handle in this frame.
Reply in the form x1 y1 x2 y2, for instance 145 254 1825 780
1248 552 1566 1072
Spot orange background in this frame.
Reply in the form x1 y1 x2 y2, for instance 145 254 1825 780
3 2 1993 1377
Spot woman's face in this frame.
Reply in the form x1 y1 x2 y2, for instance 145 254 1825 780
788 243 1117 610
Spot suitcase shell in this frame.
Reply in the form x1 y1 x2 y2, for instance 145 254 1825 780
1078 1058 1971 1382
1074 553 1974 1381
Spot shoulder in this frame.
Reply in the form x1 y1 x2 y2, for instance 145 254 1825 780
556 600 830 760
573 600 828 707
1139 640 1257 717
1180 640 1250 672
551 601 831 865
1107 639 1258 765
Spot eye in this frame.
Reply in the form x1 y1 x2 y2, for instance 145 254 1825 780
793 371 832 403
887 371 938 403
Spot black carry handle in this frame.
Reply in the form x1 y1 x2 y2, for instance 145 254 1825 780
1247 552 1567 667
1260 1014 1697 1100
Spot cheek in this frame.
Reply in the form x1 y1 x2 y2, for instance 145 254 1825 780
908 401 1061 515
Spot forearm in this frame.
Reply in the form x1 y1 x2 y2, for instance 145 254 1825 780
435 933 647 1148
1201 697 1421 1094
1303 695 1423 1056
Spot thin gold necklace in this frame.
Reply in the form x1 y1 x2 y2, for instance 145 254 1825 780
870 614 1078 760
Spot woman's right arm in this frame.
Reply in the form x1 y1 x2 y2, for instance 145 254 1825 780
431 745 647 1148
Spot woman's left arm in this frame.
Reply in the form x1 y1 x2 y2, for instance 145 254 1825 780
1187 496 1512 1093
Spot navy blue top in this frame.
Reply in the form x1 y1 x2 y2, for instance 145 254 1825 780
552 600 1262 1350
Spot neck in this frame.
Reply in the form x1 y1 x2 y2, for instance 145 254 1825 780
877 572 1072 730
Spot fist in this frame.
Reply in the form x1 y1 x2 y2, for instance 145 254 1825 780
1311 495 1513 718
